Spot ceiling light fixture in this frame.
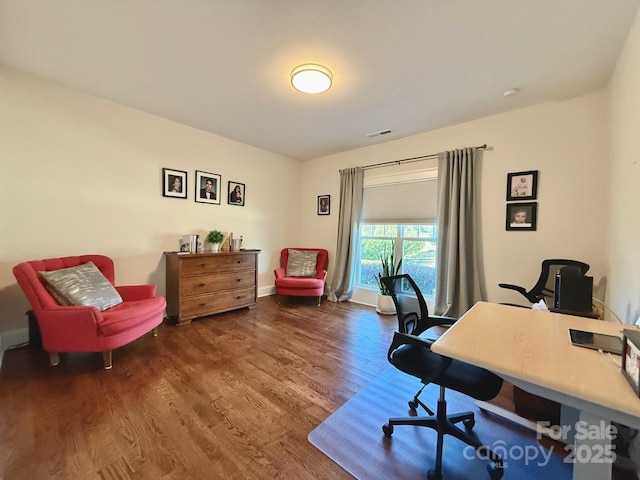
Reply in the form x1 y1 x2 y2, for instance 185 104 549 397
290 64 333 94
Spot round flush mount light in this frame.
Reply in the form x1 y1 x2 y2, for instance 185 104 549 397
290 64 333 94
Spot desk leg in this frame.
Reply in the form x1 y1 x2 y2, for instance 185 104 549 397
561 404 580 445
571 410 613 480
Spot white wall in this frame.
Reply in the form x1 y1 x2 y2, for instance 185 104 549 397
0 67 301 337
299 91 609 309
606 8 640 325
4 18 640 347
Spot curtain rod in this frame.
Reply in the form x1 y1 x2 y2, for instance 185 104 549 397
340 144 487 172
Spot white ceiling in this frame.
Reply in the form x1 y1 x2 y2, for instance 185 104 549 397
1 0 638 161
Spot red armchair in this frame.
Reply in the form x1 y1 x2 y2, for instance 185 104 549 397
13 254 166 369
274 248 328 305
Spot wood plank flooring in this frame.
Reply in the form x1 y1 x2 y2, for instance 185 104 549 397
1 296 635 479
0 296 396 479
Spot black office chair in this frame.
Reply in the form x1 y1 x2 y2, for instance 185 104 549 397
381 274 504 480
382 274 457 414
498 258 590 305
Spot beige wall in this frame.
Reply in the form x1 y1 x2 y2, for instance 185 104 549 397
298 91 609 309
606 8 640 325
295 8 640 323
3 7 640 348
0 67 300 338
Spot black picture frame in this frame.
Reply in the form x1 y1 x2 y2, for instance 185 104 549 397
507 170 538 201
195 170 221 205
163 168 187 199
228 181 245 206
622 330 640 398
318 195 330 215
506 202 537 231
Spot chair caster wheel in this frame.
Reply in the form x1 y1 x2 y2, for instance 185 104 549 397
463 418 475 430
382 423 394 437
408 399 419 410
487 462 504 480
427 468 442 480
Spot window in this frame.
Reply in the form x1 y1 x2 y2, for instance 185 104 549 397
358 223 437 298
357 161 439 298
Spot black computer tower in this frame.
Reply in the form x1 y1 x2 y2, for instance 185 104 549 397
554 268 593 312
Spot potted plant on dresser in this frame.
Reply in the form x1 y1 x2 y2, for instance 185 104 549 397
376 242 402 314
206 230 224 252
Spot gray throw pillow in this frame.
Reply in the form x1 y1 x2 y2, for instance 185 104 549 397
286 249 319 277
40 261 123 311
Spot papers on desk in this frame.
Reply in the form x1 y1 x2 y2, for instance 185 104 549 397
532 299 549 311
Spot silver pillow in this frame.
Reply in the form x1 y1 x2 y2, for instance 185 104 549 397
286 249 319 277
40 261 123 311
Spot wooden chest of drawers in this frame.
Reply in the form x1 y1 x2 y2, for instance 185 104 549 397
165 251 259 326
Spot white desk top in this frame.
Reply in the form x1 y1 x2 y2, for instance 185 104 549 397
431 301 640 429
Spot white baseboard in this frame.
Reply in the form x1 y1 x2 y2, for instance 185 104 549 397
258 286 276 297
2 328 30 349
347 298 376 308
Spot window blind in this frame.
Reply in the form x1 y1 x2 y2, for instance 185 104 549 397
361 169 438 224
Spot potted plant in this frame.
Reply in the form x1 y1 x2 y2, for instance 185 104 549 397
206 230 224 252
376 242 402 314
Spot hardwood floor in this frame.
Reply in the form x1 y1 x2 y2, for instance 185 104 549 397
0 296 395 479
1 297 636 479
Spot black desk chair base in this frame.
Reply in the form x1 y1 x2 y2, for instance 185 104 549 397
382 385 503 480
408 382 435 414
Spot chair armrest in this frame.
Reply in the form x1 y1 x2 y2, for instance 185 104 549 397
316 269 327 280
498 283 527 296
387 331 452 385
426 315 457 327
413 314 457 337
274 267 286 279
36 306 102 345
37 305 101 324
115 284 157 301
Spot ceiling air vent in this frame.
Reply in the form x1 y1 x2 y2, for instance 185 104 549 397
366 129 392 138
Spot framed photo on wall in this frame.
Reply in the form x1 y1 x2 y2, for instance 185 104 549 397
318 195 330 215
195 170 221 205
507 170 538 201
163 168 187 199
506 202 537 231
228 181 245 206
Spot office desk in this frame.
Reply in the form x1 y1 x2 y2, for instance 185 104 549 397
432 301 640 480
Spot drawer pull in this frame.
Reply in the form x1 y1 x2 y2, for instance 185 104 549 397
199 283 206 287
236 278 241 282
199 303 207 307
199 263 207 268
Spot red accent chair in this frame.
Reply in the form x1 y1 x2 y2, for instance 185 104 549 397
274 248 328 305
13 254 166 369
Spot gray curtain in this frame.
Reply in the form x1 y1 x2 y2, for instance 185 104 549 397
327 167 364 302
434 148 483 317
